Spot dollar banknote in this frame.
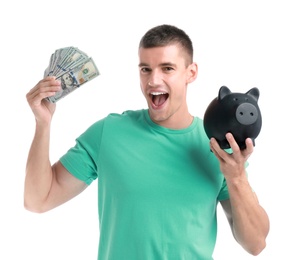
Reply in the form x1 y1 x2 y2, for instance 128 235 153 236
44 46 100 103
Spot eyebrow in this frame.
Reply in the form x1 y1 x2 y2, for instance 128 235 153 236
138 62 176 67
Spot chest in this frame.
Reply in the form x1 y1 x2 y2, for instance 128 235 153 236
98 129 223 207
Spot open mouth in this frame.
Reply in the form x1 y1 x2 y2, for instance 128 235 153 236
150 92 169 107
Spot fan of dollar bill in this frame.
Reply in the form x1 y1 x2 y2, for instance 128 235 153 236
44 46 100 103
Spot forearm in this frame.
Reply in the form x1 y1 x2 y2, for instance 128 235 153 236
226 175 270 255
24 122 53 212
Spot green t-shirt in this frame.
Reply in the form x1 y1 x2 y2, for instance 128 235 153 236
60 109 230 260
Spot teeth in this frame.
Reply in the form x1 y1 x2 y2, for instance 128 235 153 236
151 92 166 95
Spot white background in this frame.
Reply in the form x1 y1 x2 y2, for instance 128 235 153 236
1 0 302 259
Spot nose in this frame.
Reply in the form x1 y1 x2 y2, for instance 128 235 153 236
236 103 259 125
148 71 163 87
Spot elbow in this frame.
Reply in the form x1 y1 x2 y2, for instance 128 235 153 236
24 197 49 214
24 201 42 213
245 239 267 256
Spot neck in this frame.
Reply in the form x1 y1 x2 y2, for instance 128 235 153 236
149 110 194 130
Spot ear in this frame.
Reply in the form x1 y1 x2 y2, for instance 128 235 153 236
218 86 231 100
186 62 198 83
246 87 260 101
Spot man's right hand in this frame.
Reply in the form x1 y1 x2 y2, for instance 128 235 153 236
26 76 61 125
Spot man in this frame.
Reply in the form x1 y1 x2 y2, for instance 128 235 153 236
25 24 269 259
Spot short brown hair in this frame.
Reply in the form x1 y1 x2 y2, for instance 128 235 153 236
139 24 193 65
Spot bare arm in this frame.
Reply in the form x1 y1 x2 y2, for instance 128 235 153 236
24 77 87 213
211 133 270 255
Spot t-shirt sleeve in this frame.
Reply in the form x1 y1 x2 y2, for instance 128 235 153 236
217 178 229 201
60 119 104 185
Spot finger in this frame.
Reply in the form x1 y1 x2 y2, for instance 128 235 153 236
210 137 219 152
29 77 61 94
210 140 220 159
225 133 241 153
244 138 254 157
210 138 226 162
27 78 61 103
28 77 56 92
226 133 254 160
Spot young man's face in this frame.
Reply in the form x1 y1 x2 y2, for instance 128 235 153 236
138 44 197 129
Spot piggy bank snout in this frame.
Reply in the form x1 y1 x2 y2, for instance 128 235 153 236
236 103 259 125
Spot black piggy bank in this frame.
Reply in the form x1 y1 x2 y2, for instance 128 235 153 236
203 86 262 150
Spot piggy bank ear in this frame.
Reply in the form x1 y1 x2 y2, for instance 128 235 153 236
218 86 231 100
246 87 260 101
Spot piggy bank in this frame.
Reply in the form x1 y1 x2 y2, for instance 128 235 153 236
203 86 262 150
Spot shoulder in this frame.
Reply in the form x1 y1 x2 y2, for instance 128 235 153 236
106 109 145 120
84 109 145 132
193 116 208 136
103 109 146 126
195 116 204 126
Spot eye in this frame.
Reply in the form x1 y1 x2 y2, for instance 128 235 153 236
140 67 151 73
163 66 174 72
